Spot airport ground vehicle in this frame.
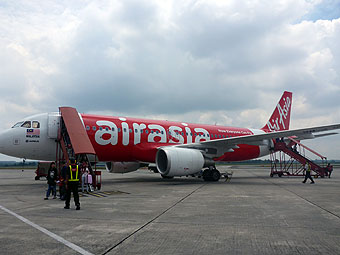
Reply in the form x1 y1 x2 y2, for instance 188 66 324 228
35 161 52 180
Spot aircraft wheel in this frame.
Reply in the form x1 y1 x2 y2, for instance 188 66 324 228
211 169 221 182
202 169 212 181
161 174 174 179
35 176 40 180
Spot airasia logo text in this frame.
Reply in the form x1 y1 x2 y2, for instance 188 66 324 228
267 96 291 131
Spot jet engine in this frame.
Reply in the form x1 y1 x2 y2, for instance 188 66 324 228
106 162 141 173
156 147 211 177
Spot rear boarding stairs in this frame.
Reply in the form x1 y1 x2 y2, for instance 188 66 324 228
270 137 333 178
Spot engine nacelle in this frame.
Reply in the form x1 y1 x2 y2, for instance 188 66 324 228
106 162 141 173
156 147 207 177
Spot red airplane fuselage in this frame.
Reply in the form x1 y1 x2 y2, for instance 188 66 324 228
81 114 266 163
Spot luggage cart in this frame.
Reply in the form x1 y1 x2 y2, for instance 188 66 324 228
35 161 52 180
94 170 102 190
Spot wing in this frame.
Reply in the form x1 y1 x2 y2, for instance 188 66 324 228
174 123 340 158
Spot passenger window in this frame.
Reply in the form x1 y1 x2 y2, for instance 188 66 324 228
32 121 40 128
123 128 126 132
105 127 109 131
215 134 217 138
118 128 121 132
145 130 149 134
129 129 132 133
86 126 90 131
99 127 103 131
207 134 210 137
135 129 138 133
112 127 115 131
93 126 96 131
21 121 31 128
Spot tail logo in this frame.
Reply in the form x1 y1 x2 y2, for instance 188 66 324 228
266 96 291 131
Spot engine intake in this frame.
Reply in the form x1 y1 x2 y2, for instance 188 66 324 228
156 147 211 177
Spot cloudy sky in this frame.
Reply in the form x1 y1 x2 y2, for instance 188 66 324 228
0 0 340 160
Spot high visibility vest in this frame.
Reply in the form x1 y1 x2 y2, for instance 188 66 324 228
306 164 311 172
69 165 79 181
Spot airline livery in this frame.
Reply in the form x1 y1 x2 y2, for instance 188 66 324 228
0 91 339 181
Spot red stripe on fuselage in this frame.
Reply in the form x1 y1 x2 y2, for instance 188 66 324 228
81 114 261 162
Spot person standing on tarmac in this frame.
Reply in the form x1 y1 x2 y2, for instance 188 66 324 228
59 161 67 200
302 163 315 184
81 161 89 193
44 162 58 200
327 163 333 178
64 158 80 210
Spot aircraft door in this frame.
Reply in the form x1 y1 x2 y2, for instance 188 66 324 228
47 113 60 139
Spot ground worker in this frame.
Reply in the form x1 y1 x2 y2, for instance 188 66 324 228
327 163 333 178
64 158 80 210
302 163 315 184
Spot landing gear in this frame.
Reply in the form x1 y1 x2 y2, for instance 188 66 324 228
161 174 174 179
202 167 221 182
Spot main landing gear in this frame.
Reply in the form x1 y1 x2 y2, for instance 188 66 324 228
202 167 221 182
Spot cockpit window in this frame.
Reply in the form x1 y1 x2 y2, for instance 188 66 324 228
12 121 24 128
21 121 31 128
12 120 40 128
32 121 40 128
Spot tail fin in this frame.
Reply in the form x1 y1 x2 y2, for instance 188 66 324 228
262 91 292 132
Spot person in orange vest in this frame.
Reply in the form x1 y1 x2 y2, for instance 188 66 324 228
64 158 80 210
302 163 315 184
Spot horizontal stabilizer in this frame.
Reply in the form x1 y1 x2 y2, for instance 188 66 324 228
314 132 338 138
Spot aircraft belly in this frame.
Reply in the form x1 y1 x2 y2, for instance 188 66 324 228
96 145 132 162
218 144 261 161
94 143 159 163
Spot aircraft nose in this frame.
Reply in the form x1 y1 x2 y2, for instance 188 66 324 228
0 130 11 154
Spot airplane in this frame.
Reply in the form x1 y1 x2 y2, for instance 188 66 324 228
0 91 339 181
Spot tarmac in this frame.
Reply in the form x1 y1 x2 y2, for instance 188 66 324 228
1 165 340 255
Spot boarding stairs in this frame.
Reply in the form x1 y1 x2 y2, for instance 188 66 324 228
56 107 100 189
270 137 329 178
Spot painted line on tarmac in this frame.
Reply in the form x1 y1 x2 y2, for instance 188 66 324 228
102 183 207 254
0 204 93 255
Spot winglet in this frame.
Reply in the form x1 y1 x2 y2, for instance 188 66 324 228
262 91 293 132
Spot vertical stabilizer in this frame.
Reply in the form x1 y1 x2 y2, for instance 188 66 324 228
262 91 292 132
